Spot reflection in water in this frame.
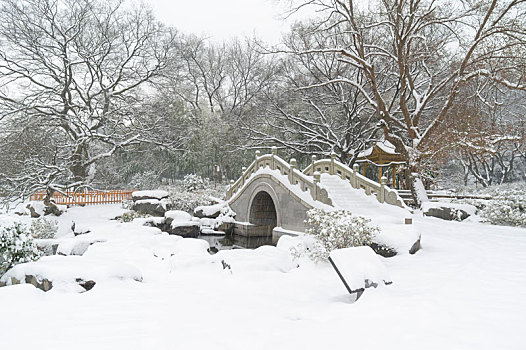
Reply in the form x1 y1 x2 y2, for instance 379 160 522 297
199 233 274 253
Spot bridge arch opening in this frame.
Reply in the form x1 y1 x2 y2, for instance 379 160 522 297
249 191 277 233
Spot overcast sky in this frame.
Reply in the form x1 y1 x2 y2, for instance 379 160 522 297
145 0 312 44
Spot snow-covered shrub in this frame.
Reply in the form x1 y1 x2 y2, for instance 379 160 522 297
121 199 133 210
29 217 58 239
455 183 526 227
166 190 214 213
0 222 41 275
303 209 379 262
162 177 227 213
121 211 150 223
182 174 209 192
129 170 161 190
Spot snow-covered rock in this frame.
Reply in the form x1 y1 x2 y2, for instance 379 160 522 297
422 202 477 221
165 210 192 222
26 201 45 218
329 246 392 298
0 255 143 292
162 210 200 237
56 237 105 256
168 238 212 270
194 202 225 218
132 198 168 217
132 190 169 201
213 245 297 273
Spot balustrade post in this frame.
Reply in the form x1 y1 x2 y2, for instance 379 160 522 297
228 179 234 199
311 155 317 176
255 150 261 169
289 158 297 184
241 166 247 185
330 152 337 175
313 171 321 200
352 163 359 188
379 176 388 203
271 146 277 170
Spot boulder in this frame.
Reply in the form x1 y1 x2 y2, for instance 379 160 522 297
131 190 169 201
75 278 96 291
132 199 167 217
165 221 200 238
44 202 64 216
194 203 224 219
409 236 422 254
25 275 53 292
369 242 398 257
26 204 41 218
35 240 60 256
423 205 471 221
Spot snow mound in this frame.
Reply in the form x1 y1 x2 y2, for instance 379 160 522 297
329 246 391 292
214 246 297 273
151 234 183 260
168 238 212 270
165 210 192 222
56 237 105 256
1 255 143 289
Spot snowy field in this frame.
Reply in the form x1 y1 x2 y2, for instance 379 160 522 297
1 204 526 350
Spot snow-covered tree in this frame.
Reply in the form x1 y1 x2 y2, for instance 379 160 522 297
242 21 378 164
284 0 526 204
0 0 178 200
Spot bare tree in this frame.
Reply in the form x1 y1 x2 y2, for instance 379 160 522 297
0 0 177 200
284 0 526 204
242 21 379 163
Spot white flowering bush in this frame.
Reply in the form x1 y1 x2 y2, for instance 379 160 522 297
455 183 526 227
29 217 58 239
1 221 42 275
302 209 379 262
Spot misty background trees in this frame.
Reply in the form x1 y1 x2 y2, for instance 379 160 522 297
0 0 525 204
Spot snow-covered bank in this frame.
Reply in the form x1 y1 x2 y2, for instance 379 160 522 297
0 204 525 349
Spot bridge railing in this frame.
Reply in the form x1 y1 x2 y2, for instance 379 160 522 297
226 148 333 206
303 153 405 207
227 148 405 208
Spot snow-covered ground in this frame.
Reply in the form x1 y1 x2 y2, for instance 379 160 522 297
1 204 526 350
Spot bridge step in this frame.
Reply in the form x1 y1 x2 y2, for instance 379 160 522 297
319 174 409 223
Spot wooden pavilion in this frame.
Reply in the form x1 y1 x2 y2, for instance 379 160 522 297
355 140 406 188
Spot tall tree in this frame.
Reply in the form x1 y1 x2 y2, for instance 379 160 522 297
0 0 178 199
285 0 526 203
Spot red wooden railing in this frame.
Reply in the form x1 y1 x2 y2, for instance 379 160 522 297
30 189 135 206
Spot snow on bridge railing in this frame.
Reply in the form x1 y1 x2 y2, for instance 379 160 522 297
226 147 406 208
30 189 135 206
226 147 332 205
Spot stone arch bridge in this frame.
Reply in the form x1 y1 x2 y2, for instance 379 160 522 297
226 148 408 241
